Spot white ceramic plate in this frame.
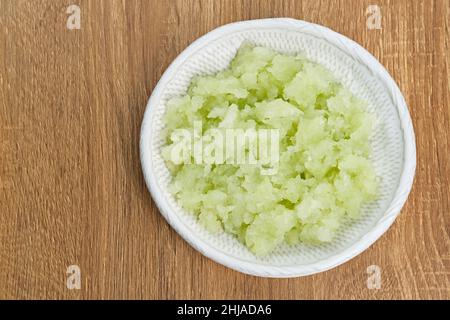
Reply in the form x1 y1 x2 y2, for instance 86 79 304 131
140 18 416 277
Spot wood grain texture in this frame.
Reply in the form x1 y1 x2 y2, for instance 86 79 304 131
0 0 449 299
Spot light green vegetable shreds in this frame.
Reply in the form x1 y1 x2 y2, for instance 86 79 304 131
161 44 378 256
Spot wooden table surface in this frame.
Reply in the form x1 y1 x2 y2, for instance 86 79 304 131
1 0 449 300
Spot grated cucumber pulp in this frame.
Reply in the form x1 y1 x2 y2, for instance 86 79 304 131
161 44 378 256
